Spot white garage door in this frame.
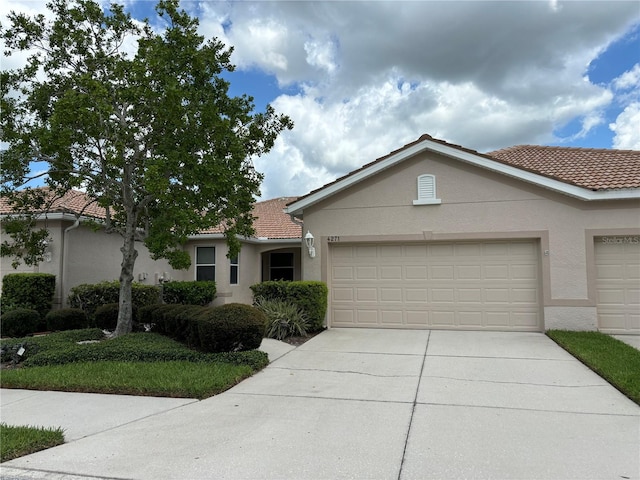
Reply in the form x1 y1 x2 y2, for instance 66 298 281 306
595 237 640 334
330 240 541 331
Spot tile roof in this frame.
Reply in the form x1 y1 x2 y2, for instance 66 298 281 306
200 197 301 239
0 188 106 218
487 145 640 191
1 189 301 240
288 134 640 209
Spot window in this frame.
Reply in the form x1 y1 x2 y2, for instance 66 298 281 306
413 174 441 205
196 246 215 281
269 252 294 281
230 254 239 285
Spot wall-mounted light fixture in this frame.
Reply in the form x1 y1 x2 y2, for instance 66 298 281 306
42 238 52 263
304 231 316 258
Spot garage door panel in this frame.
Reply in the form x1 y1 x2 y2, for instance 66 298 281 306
596 238 640 333
406 288 428 302
511 264 537 280
332 287 354 301
380 288 402 302
431 265 455 279
380 266 402 279
330 240 541 331
356 288 377 302
406 265 428 279
457 265 482 279
356 309 379 325
406 311 429 325
355 266 377 280
459 311 483 326
381 310 403 324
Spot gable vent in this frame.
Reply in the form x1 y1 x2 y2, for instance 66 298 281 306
413 174 441 205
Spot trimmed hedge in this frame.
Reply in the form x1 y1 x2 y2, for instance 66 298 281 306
162 281 216 306
194 304 265 353
250 281 328 332
68 281 161 319
45 308 88 332
1 308 40 338
1 273 56 319
140 303 265 353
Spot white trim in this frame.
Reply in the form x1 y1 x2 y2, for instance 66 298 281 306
413 199 442 205
285 138 640 216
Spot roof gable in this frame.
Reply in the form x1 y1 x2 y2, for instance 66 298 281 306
286 135 640 216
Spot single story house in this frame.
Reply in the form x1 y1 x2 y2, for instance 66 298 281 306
2 134 638 334
286 134 639 334
0 192 302 308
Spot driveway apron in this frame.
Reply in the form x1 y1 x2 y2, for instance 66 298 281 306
1 329 639 480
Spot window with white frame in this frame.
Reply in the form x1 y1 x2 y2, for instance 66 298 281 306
230 254 239 285
196 246 215 281
413 174 441 205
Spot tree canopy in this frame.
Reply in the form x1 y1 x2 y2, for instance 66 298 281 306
0 0 293 335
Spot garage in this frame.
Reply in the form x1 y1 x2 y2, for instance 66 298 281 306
595 236 640 334
329 240 541 331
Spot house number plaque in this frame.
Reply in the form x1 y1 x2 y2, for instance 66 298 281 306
328 236 341 242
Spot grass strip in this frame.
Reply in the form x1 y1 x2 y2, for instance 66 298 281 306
547 330 640 405
1 423 64 463
1 361 254 400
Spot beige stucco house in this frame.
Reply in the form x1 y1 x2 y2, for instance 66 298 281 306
0 193 302 309
286 135 640 334
2 134 639 334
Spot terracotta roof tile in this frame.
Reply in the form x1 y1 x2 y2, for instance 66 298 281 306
200 197 301 239
0 188 106 218
289 135 640 208
487 145 640 191
1 189 301 240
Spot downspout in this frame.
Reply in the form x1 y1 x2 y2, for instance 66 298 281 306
59 218 80 308
288 213 304 280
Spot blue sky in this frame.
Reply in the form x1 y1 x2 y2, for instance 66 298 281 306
2 1 639 199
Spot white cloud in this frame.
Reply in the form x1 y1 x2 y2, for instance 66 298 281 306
613 64 640 91
190 1 639 197
610 102 640 149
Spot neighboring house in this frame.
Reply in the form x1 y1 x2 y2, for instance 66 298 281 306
0 191 301 309
286 134 640 334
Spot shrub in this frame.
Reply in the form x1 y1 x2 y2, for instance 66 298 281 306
45 308 88 332
162 281 216 306
1 308 40 338
68 281 160 319
94 303 142 331
251 281 328 332
194 304 265 353
1 273 56 319
255 296 309 340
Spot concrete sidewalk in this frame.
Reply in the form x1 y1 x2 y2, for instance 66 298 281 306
1 330 639 480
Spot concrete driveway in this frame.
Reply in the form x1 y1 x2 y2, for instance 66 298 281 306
2 329 639 480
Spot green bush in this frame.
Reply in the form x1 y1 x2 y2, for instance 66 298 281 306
45 308 88 332
0 329 268 369
1 308 40 338
94 303 119 330
194 304 265 353
68 281 160 319
255 296 309 340
162 281 216 306
1 273 56 319
251 281 328 332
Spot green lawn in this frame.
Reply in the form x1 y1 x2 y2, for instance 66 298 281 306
1 423 64 463
0 328 269 462
547 330 640 405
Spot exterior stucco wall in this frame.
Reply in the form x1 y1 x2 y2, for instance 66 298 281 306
2 220 302 309
300 152 640 330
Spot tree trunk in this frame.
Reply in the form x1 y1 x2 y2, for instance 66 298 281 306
113 229 138 337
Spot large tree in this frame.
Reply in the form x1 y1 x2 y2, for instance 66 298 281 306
0 0 292 336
